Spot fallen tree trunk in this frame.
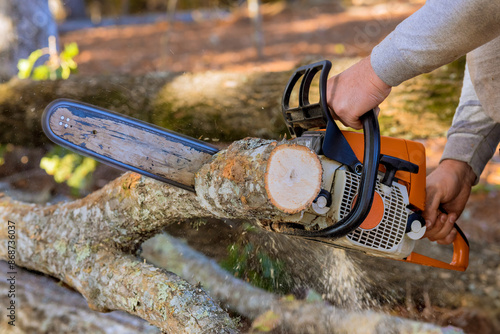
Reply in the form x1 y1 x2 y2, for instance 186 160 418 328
0 138 465 333
143 234 464 334
0 71 290 147
0 172 237 333
0 261 160 334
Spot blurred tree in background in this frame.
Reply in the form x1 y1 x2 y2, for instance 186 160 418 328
0 0 59 82
64 0 87 19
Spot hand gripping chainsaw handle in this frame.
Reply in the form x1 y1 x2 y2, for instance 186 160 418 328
281 60 469 272
281 60 381 239
404 207 469 271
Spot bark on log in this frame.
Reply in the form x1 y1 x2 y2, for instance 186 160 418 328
0 261 160 334
195 139 322 216
0 138 466 333
0 172 237 333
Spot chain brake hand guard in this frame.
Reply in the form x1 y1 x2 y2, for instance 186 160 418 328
281 60 381 239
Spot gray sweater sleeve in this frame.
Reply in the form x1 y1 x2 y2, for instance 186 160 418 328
441 66 500 183
371 0 500 87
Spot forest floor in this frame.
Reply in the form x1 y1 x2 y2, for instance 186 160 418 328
61 2 420 75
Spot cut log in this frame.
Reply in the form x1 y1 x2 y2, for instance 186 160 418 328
195 138 322 217
265 144 322 213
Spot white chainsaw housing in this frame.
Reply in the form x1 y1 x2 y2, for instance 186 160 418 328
299 156 425 260
330 169 416 259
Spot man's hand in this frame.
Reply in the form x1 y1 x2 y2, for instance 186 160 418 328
326 56 392 129
423 159 476 244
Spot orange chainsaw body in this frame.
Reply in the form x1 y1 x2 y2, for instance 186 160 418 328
280 59 468 271
342 130 468 271
342 131 426 211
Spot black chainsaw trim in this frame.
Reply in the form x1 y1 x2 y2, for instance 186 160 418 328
282 110 381 239
281 60 381 240
281 60 362 173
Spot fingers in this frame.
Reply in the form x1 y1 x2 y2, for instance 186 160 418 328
325 56 391 130
423 186 441 231
423 161 474 244
424 212 458 244
328 107 363 130
436 229 457 245
328 106 379 130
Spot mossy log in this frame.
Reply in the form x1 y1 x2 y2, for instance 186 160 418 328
0 138 464 333
1 57 465 149
0 71 290 148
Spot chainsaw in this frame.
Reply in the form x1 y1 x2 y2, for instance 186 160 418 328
42 60 469 271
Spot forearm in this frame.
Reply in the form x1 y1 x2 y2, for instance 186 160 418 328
441 66 500 183
371 0 500 86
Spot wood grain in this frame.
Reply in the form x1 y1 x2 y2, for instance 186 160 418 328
49 107 214 188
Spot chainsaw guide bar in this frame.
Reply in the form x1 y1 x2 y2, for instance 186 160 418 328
42 99 219 192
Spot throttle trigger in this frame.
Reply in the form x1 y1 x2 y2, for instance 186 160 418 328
380 155 419 186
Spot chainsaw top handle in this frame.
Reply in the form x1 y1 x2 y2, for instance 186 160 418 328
281 60 381 239
282 60 333 136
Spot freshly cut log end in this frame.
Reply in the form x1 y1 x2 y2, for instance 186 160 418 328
265 144 322 214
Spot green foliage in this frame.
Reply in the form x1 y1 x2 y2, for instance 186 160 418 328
251 310 280 332
471 183 500 195
220 241 292 294
190 219 207 230
40 146 97 195
0 144 7 167
17 42 79 81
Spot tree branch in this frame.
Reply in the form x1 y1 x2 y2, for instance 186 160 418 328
0 261 160 334
0 172 236 333
142 234 463 334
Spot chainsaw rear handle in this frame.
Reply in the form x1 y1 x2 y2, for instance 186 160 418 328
281 60 381 239
404 223 469 271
